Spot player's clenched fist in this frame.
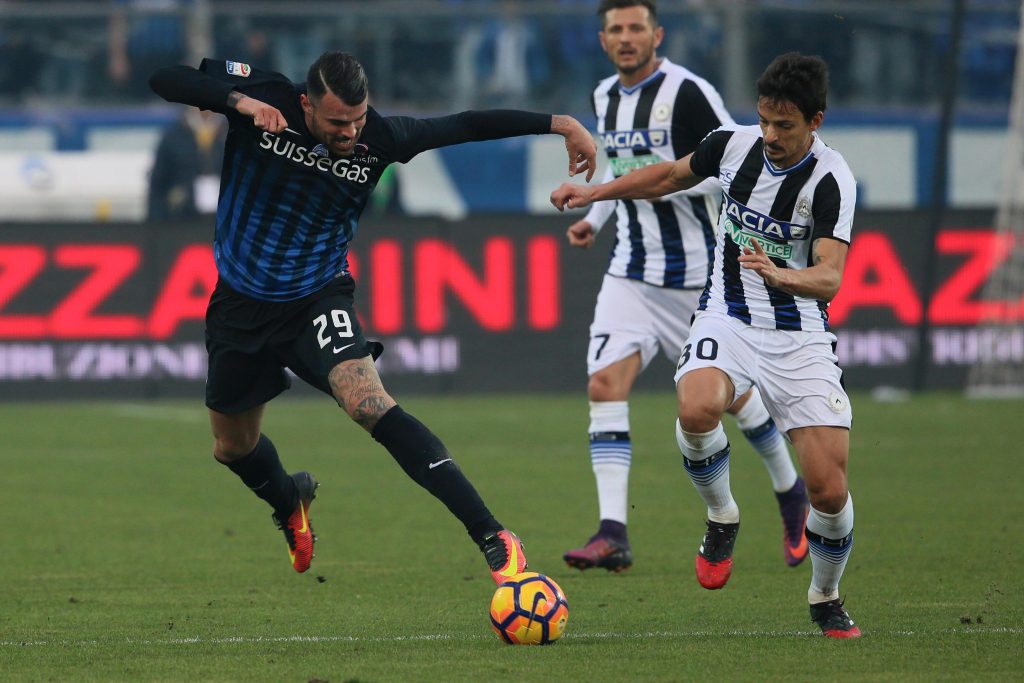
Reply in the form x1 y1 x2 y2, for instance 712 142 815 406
566 219 596 248
230 93 288 133
550 183 595 212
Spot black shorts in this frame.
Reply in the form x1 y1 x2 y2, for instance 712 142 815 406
205 276 382 414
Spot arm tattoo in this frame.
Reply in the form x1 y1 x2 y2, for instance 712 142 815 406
226 90 244 108
328 358 396 431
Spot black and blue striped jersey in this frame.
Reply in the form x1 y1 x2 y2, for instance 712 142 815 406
152 59 550 301
689 124 857 332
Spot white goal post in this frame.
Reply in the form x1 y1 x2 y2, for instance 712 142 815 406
965 1 1024 398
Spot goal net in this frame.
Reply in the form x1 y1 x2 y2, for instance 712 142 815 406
966 2 1024 398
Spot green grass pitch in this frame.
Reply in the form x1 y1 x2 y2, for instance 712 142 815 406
1 392 1021 681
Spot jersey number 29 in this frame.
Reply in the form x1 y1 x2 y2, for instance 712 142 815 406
313 310 354 350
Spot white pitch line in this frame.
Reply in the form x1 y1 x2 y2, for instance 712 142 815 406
2 627 1021 649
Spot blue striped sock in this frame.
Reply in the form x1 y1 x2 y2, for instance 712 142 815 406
590 431 631 524
806 494 854 603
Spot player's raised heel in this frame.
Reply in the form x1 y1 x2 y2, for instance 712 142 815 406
273 471 318 573
563 534 633 572
480 530 528 585
810 598 861 638
776 478 810 567
695 519 739 589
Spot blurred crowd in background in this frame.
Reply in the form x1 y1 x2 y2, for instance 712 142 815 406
0 0 1019 115
0 0 1018 223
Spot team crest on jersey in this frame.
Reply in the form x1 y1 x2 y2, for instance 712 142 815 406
226 61 251 77
796 195 812 219
653 103 672 122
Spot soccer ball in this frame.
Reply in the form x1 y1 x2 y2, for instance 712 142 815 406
489 572 569 645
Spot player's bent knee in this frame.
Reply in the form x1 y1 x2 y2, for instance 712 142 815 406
212 434 258 462
805 480 849 514
328 359 397 431
677 402 722 434
587 373 625 401
339 393 396 432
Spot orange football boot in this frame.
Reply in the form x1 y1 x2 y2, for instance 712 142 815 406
481 530 528 585
273 471 318 573
695 520 739 589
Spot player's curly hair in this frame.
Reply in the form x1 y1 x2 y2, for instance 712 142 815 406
307 51 368 105
756 52 828 122
597 0 658 25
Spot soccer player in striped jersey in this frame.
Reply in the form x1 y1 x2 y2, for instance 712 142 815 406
149 51 596 585
562 0 808 576
552 52 861 638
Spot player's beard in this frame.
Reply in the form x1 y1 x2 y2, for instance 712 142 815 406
310 122 357 156
329 136 356 156
615 46 654 76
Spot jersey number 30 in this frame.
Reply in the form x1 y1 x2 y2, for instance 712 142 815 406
677 337 719 370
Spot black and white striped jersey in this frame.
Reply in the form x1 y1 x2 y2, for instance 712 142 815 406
585 58 733 289
689 124 857 332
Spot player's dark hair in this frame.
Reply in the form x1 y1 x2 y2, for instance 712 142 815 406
756 52 828 121
306 51 368 105
597 0 658 26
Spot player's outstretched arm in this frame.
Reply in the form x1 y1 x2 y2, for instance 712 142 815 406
550 153 702 211
550 115 597 181
149 65 286 132
388 110 595 174
150 65 236 110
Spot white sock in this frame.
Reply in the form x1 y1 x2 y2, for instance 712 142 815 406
732 388 797 492
675 420 739 524
589 401 630 525
806 493 854 603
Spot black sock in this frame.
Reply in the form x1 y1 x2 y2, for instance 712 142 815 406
371 405 502 545
222 434 298 519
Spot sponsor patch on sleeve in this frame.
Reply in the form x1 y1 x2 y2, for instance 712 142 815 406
226 61 251 77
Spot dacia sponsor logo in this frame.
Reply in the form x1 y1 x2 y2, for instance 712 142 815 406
600 129 668 151
259 132 372 183
722 194 810 241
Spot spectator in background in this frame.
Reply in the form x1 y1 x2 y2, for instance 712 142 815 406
0 1 41 101
547 0 606 111
480 5 549 107
36 2 109 103
451 1 549 109
211 11 329 86
213 15 273 70
109 0 191 99
147 107 226 221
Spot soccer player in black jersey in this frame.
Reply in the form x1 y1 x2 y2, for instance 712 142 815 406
552 53 861 638
149 51 596 584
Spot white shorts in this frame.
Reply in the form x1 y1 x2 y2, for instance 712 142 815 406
587 274 703 375
673 311 853 434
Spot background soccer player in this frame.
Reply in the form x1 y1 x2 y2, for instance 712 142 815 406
149 51 597 584
552 52 861 638
561 0 809 574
